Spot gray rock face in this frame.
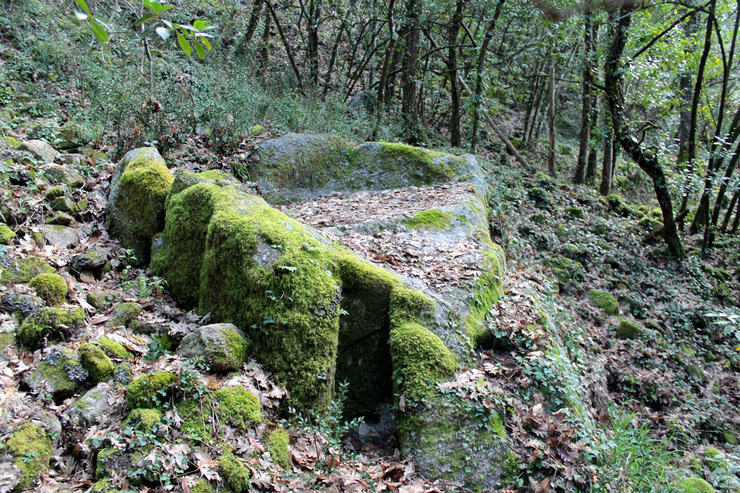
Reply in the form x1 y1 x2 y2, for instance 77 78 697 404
1 293 43 318
40 224 79 248
21 139 58 163
107 147 173 265
68 383 115 426
43 165 85 188
177 323 249 372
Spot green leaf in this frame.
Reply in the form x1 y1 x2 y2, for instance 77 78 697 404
176 31 192 56
155 26 171 40
134 12 157 27
74 0 92 16
89 20 109 44
194 39 205 59
200 36 212 51
193 19 207 30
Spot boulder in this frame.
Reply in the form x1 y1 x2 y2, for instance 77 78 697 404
40 224 79 248
21 139 58 163
0 254 55 284
23 346 86 401
177 323 249 372
107 147 173 265
43 164 85 188
69 383 116 426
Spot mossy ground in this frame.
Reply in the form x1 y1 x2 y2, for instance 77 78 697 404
266 428 290 468
0 255 55 283
405 209 453 230
28 272 68 305
126 371 177 409
79 342 115 381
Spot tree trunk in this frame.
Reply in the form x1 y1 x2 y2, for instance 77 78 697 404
604 5 684 257
244 0 264 48
547 58 556 177
400 0 421 143
307 0 322 87
471 0 504 153
599 120 613 196
722 188 740 232
259 8 271 77
372 0 397 140
447 0 465 147
265 0 305 92
575 8 594 183
676 11 699 164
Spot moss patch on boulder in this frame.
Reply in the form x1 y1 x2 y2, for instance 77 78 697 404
107 147 173 264
107 302 141 327
0 255 55 284
19 306 85 350
213 386 263 430
676 477 715 493
0 223 16 244
79 342 115 382
23 346 86 401
124 408 163 432
405 209 453 230
616 318 642 340
29 272 68 306
177 323 249 372
587 289 619 316
98 335 133 360
5 422 52 491
126 371 177 409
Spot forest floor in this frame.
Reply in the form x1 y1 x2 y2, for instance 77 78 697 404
0 125 739 493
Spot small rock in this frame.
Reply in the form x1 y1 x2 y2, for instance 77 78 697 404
46 212 74 225
177 323 249 372
107 302 141 328
1 292 44 318
43 165 85 188
21 139 58 163
71 248 107 272
40 224 79 248
23 346 86 402
68 383 115 426
49 196 78 213
86 292 107 310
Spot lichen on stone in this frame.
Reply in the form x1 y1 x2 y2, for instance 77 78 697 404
29 272 68 306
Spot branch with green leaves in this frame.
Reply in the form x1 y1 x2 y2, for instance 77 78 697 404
73 0 215 59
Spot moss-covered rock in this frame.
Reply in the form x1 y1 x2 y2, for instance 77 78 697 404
177 323 249 372
587 289 619 316
1 292 43 318
566 206 585 219
90 478 121 493
23 346 86 401
126 371 177 409
49 195 78 213
108 147 173 264
86 292 108 310
124 408 163 432
213 386 263 430
107 302 141 328
0 255 55 284
266 428 290 468
95 448 129 481
405 209 453 230
606 194 632 217
40 224 79 248
98 335 133 360
0 223 15 244
616 319 642 340
18 306 85 350
29 272 68 306
79 343 115 382
5 422 52 491
676 477 715 493
69 383 116 426
219 449 251 492
253 134 470 204
545 256 585 292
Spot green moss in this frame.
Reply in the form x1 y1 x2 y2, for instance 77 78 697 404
676 477 715 493
0 223 15 244
566 206 585 219
545 256 585 290
213 327 249 371
587 289 619 316
214 386 263 429
637 216 663 231
87 292 107 310
220 449 251 492
90 478 120 492
107 147 174 263
107 302 141 327
606 194 632 216
19 306 85 350
191 479 216 493
0 255 55 284
126 371 177 409
98 335 133 360
25 346 85 400
177 398 213 440
125 408 163 432
0 332 16 352
29 272 68 306
616 319 642 340
389 322 456 401
405 209 453 230
1 136 22 150
5 422 52 491
266 428 290 468
79 343 115 382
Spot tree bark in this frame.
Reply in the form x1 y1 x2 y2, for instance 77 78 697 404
575 8 594 183
372 0 397 140
447 0 465 147
599 122 613 196
400 0 421 143
243 0 264 48
604 4 684 257
547 59 556 177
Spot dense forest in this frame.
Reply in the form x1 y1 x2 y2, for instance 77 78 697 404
0 0 739 491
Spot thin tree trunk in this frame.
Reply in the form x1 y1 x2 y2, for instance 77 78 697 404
547 59 556 177
244 0 264 47
372 0 397 140
265 0 305 93
447 0 465 147
400 0 421 143
307 0 321 87
575 8 594 183
722 188 739 232
599 119 613 195
605 5 684 257
323 0 356 97
471 0 504 153
259 9 271 77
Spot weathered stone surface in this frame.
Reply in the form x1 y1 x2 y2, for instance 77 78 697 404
21 139 58 163
40 224 79 248
43 164 85 188
107 147 173 265
106 302 141 328
23 346 86 402
69 383 115 426
71 247 107 272
0 254 55 284
177 323 249 372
